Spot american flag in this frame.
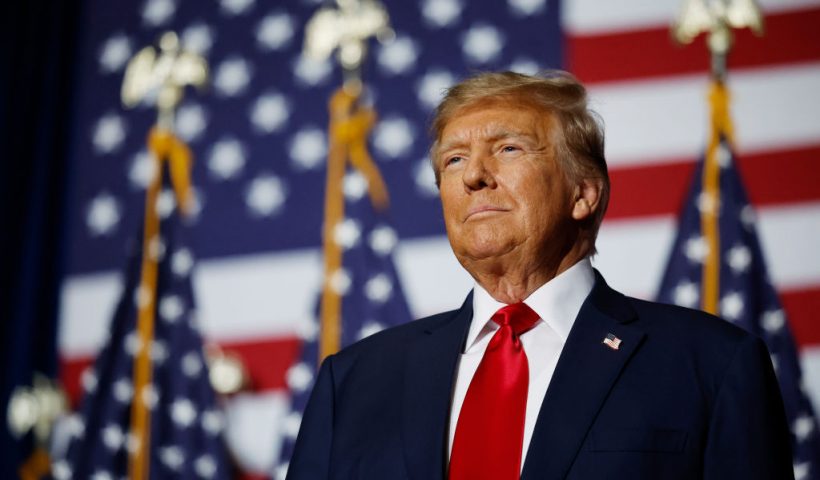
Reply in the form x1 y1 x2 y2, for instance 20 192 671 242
657 133 820 479
52 165 231 479
57 0 820 477
602 333 622 351
275 166 414 476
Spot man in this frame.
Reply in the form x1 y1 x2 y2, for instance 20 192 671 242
286 71 793 479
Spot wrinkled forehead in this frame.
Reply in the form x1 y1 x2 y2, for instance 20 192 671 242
431 97 557 156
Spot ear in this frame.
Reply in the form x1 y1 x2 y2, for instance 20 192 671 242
572 178 603 221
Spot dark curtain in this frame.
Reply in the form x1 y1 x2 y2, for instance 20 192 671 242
0 1 81 476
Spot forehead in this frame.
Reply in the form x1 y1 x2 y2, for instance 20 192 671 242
438 99 555 144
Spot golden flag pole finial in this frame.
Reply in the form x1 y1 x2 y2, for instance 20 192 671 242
122 31 208 130
304 0 395 94
671 0 764 314
120 31 208 480
304 0 394 363
9 374 67 480
672 0 764 81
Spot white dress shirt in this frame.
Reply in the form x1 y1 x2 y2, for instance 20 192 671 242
447 258 595 469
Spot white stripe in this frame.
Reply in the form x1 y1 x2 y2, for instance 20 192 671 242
596 202 820 296
223 391 289 474
58 271 124 357
592 216 678 298
195 248 322 341
756 202 820 290
393 236 473 317
57 239 470 357
800 347 820 418
59 248 323 358
563 0 820 35
589 63 820 168
59 202 820 355
732 65 820 154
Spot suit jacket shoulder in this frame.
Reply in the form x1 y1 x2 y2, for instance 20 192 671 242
287 299 473 480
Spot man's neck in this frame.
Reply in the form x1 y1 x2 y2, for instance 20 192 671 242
466 245 589 304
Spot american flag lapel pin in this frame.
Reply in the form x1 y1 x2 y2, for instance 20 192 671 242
603 333 622 351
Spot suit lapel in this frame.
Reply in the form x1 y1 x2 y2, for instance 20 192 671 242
402 296 472 480
522 273 646 480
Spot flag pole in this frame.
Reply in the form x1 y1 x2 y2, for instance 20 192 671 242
120 31 206 480
672 0 764 314
303 0 394 363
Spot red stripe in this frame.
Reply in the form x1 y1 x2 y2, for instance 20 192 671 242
783 286 820 348
606 144 820 220
607 159 695 220
568 8 820 84
221 337 301 391
237 474 271 480
61 357 94 409
60 336 302 408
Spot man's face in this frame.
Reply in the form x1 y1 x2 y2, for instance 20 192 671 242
436 100 577 270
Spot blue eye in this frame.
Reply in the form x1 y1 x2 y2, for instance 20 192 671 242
446 156 464 166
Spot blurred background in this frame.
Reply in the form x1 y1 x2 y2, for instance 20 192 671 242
2 0 819 478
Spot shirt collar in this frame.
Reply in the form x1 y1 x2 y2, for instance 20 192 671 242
467 258 595 352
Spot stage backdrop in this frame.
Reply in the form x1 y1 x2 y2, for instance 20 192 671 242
57 0 820 476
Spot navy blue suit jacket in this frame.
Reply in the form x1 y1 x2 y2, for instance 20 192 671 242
287 273 793 479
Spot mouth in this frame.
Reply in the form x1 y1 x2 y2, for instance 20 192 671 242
465 205 509 221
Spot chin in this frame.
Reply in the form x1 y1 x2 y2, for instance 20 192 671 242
457 239 515 262
446 223 516 258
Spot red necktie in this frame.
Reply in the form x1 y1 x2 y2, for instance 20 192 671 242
449 303 540 480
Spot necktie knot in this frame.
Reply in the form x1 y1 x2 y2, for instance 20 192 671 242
492 302 540 337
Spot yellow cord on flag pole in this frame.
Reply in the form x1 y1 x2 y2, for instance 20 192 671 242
18 447 51 480
318 88 389 364
701 81 735 315
128 127 193 480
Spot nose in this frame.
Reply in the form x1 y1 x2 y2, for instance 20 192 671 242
462 152 497 192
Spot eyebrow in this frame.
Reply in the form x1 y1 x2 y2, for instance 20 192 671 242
437 128 535 154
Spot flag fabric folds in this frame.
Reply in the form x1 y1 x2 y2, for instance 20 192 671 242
657 129 820 478
51 164 231 480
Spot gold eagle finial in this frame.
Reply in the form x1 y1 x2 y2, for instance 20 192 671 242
121 32 208 130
